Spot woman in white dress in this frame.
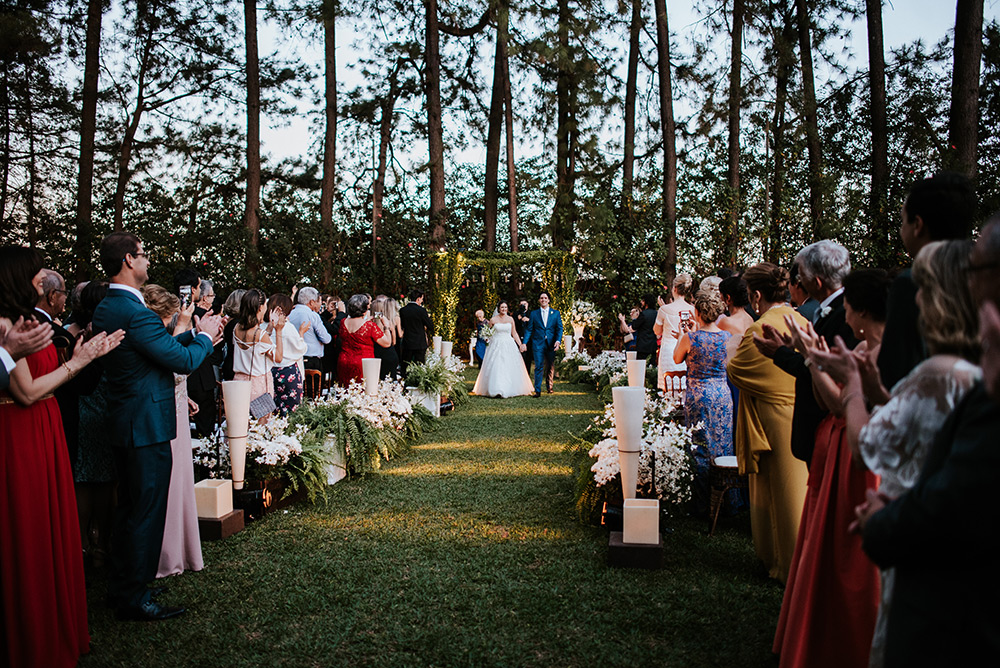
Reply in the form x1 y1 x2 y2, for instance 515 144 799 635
654 274 695 391
472 301 534 398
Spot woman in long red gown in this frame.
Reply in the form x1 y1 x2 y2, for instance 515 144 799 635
0 246 122 668
336 294 392 387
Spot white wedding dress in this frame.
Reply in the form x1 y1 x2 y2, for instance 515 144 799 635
472 323 534 397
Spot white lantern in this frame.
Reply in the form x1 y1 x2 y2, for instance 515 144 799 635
626 359 647 388
362 358 381 395
612 386 645 500
221 380 251 490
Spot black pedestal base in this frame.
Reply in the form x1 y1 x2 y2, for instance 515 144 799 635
197 509 245 540
607 531 663 569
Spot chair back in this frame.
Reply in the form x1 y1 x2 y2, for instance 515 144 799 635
304 368 323 399
663 370 686 403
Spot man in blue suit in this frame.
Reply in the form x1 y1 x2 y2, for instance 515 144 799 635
92 232 223 621
521 291 563 397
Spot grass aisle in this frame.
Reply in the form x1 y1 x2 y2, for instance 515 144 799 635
84 373 782 667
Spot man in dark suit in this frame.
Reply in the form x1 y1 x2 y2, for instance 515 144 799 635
515 300 532 373
92 232 222 621
399 289 434 377
877 172 975 391
754 240 857 467
0 317 53 390
632 294 658 361
521 291 563 396
34 269 74 350
180 273 224 437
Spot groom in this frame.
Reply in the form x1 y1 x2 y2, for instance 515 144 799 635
520 291 563 397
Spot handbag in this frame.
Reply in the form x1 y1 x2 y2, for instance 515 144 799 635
246 327 277 419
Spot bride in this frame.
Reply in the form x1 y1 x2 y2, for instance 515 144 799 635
472 301 534 398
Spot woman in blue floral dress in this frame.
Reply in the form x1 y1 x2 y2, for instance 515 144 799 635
674 289 737 515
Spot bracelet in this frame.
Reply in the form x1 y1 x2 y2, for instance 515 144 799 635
62 361 77 378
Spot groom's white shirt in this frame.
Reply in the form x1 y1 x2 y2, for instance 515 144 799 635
541 307 549 327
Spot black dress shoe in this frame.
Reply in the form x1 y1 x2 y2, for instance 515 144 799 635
116 599 186 622
533 391 541 398
148 586 168 599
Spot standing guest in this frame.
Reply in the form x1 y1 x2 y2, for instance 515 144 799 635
221 288 246 382
73 282 117 568
0 316 52 391
184 275 223 437
521 291 564 397
196 279 215 311
699 275 723 295
287 287 331 377
268 292 308 415
1 245 123 667
672 289 736 514
399 289 434 377
338 294 392 386
877 172 975 393
754 240 857 467
387 297 404 369
854 227 1000 667
719 276 754 357
631 293 658 362
655 275 696 390
372 295 401 379
91 231 222 621
63 280 89 328
473 309 489 366
321 295 344 384
233 289 285 411
771 269 890 668
515 299 533 373
810 240 983 667
34 268 74 350
726 262 808 583
788 264 819 322
618 306 641 352
140 284 205 580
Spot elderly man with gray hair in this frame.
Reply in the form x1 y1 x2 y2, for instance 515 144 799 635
288 286 331 373
754 239 859 467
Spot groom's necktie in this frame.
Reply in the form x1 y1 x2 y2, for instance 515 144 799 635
541 308 548 327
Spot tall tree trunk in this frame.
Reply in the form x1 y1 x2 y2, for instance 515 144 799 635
724 0 745 266
866 0 889 260
245 0 261 260
483 0 507 252
948 0 984 179
372 61 401 293
654 0 676 278
768 9 794 263
622 0 641 207
113 33 153 232
74 0 102 279
1 64 10 224
26 63 37 249
501 11 519 252
426 0 446 251
552 0 572 249
795 0 824 239
320 0 337 287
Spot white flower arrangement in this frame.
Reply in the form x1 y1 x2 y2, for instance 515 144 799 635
586 392 696 506
569 300 601 329
588 350 627 379
317 378 414 431
563 348 592 365
192 415 307 475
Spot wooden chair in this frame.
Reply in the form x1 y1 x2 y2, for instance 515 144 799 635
304 369 323 399
662 370 686 403
707 455 748 536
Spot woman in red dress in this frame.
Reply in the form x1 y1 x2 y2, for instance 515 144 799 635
0 246 122 668
337 294 392 387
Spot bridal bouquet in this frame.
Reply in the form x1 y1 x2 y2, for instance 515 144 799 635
569 300 601 329
479 323 496 342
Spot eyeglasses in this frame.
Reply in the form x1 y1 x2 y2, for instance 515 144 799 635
123 251 152 263
49 288 67 296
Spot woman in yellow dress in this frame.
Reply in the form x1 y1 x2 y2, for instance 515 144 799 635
727 262 809 583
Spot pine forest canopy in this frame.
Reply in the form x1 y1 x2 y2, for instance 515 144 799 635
2 0 999 304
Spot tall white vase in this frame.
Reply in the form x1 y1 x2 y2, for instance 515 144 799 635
627 359 647 387
572 324 585 351
562 334 573 352
362 358 381 395
440 340 453 358
221 380 251 490
626 351 637 361
432 335 443 356
612 386 645 500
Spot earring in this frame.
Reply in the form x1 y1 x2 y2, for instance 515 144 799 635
859 328 865 336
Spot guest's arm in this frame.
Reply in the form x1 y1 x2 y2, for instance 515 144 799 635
6 330 123 405
313 311 332 345
673 333 692 364
129 308 215 374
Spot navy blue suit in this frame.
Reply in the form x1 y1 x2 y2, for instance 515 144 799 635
522 307 563 393
93 287 213 610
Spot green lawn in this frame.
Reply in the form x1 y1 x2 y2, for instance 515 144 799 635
82 373 782 667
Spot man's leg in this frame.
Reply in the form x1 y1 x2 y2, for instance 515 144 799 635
108 442 172 611
533 346 544 393
545 348 556 392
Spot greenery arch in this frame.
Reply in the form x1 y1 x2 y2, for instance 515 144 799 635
427 250 576 341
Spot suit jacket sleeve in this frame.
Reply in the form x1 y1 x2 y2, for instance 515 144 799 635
422 307 435 337
863 384 1000 569
0 361 8 391
772 346 807 379
523 314 534 348
555 309 564 342
128 309 212 374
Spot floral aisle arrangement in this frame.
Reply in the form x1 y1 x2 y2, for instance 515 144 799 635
404 351 469 406
570 392 698 524
192 415 334 503
569 300 601 330
291 379 436 475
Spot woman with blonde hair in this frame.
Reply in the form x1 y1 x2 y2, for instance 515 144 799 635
654 273 695 391
372 295 401 379
726 262 809 583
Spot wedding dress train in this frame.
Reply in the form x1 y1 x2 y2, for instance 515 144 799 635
472 323 534 398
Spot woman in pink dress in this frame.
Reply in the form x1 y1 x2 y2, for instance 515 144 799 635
337 294 392 386
1 245 122 668
140 284 205 578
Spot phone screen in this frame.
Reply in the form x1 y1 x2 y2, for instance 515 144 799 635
180 285 192 307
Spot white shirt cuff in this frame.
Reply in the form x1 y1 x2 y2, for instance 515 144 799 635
197 332 214 342
0 346 15 373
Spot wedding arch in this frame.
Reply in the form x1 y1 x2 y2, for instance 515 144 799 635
427 250 576 341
